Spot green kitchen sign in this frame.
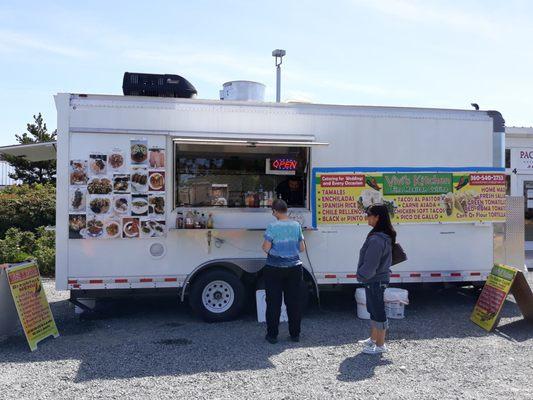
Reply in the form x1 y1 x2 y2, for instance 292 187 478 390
383 173 453 195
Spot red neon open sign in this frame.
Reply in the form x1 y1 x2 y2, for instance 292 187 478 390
270 158 298 171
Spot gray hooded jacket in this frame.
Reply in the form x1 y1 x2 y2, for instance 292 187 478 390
357 232 392 283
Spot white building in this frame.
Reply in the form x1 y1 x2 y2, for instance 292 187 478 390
506 126 533 249
0 161 18 188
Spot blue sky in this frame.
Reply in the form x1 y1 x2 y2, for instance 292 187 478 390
1 0 532 145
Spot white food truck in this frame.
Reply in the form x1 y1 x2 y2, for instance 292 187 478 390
2 88 508 321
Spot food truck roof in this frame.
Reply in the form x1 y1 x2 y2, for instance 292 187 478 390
62 92 494 119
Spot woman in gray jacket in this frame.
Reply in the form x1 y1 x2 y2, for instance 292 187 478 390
357 205 395 355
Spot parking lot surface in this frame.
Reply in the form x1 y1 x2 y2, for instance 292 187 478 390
1 278 532 400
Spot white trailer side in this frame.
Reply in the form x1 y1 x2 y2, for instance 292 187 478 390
54 93 503 320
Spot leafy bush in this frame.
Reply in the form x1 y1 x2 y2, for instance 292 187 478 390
0 226 55 276
34 227 56 276
34 246 55 276
0 184 55 237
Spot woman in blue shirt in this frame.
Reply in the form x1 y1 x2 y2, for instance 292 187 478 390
262 199 305 344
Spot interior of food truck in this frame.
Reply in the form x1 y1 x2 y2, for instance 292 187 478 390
174 143 309 209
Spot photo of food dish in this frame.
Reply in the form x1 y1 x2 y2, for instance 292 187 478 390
109 151 124 170
89 196 111 214
131 168 148 193
113 195 130 214
105 220 121 239
357 189 383 210
141 220 166 238
440 190 479 216
149 195 165 215
69 187 87 212
442 192 454 216
131 194 149 216
89 154 107 175
454 190 478 215
149 171 165 191
87 177 113 194
122 217 140 238
113 174 131 193
86 217 104 238
131 140 148 164
149 147 165 169
70 160 88 185
69 214 86 239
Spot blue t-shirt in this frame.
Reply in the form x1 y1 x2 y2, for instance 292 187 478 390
264 220 304 267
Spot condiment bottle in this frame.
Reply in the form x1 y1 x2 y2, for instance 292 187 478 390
177 212 184 229
207 213 214 229
194 211 201 229
185 210 194 229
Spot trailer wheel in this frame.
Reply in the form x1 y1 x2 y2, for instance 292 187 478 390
189 270 246 322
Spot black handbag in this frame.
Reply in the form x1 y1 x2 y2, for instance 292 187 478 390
392 242 407 266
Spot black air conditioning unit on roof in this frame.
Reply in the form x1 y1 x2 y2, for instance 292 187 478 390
122 72 197 98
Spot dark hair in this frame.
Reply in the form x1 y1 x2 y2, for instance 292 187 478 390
272 199 288 213
367 205 396 244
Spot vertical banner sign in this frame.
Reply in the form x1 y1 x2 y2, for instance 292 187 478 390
6 261 59 351
314 169 506 226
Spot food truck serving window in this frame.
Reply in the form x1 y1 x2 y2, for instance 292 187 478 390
175 143 308 208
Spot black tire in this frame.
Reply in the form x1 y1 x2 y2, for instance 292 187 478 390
189 269 246 322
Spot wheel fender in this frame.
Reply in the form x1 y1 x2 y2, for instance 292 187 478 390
180 260 245 302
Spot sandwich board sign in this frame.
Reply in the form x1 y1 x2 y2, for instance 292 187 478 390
471 264 533 331
0 261 59 351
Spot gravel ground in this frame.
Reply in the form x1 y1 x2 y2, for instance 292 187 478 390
1 276 532 400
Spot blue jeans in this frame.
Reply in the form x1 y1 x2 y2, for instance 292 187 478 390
365 281 389 330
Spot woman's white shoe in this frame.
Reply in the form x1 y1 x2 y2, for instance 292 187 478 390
357 337 375 347
362 344 388 354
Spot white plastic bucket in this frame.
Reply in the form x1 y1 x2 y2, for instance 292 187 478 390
255 290 288 323
355 288 370 319
384 288 409 319
355 287 409 320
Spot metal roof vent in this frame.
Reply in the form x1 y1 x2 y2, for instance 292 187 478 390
220 81 265 101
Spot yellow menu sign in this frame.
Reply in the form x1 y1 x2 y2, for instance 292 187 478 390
6 261 59 351
471 264 533 331
314 170 506 226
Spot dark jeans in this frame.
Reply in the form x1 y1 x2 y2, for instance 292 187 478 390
263 265 303 338
365 281 389 330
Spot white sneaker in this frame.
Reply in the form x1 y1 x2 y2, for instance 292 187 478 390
357 337 375 347
362 344 388 355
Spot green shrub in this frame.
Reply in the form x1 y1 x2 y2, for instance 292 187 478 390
0 184 56 237
0 226 55 276
34 246 55 276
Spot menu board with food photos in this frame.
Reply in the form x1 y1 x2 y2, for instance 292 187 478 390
68 139 166 240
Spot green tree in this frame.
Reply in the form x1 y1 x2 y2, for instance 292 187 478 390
1 113 57 184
